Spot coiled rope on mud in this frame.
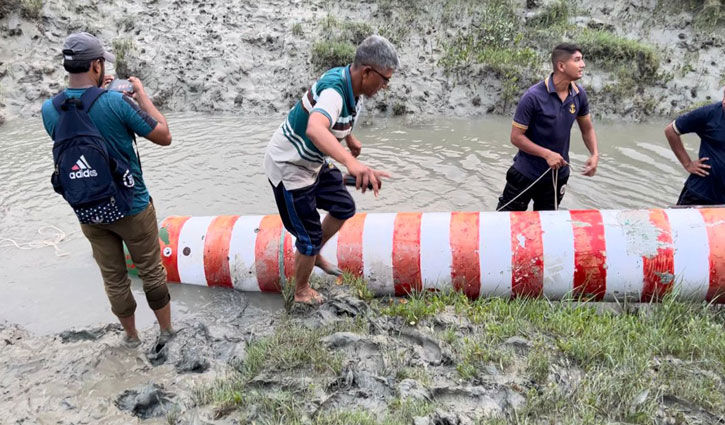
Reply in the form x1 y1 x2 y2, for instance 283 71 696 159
0 226 75 257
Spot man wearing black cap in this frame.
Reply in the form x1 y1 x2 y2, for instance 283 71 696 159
41 32 173 348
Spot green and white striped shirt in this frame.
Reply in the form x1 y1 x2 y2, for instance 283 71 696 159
265 65 362 190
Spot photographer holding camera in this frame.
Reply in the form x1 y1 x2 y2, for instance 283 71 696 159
41 32 173 348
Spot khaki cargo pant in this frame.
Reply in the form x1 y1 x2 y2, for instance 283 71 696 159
81 201 170 318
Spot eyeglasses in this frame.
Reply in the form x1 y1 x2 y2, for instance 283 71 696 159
368 66 391 84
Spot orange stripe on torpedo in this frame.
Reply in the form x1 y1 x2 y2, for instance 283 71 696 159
254 215 283 292
392 212 422 296
203 215 240 288
450 212 481 299
641 209 674 302
159 216 191 284
700 208 725 303
337 213 366 276
510 211 544 298
570 210 607 300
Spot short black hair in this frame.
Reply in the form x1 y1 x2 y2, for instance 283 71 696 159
62 57 103 74
63 59 92 74
551 43 582 70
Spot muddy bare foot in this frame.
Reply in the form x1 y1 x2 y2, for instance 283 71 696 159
315 255 342 277
294 287 325 305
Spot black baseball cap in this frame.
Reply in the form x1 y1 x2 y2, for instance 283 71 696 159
62 32 115 63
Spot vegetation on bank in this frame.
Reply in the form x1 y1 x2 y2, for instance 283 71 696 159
661 0 725 28
310 16 374 72
111 38 136 79
438 0 664 113
305 0 721 116
0 0 42 20
196 272 725 424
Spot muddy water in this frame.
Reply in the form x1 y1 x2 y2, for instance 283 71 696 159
0 113 693 334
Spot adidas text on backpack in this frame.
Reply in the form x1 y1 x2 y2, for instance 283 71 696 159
50 87 136 224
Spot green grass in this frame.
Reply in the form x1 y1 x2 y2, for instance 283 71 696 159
111 38 136 79
440 0 543 112
315 400 434 425
527 0 572 29
291 22 303 37
526 341 551 385
658 0 725 29
341 272 375 302
395 366 432 387
456 335 515 379
196 322 347 410
241 324 343 378
310 40 355 72
376 289 725 423
20 0 42 19
198 278 725 424
311 16 378 72
576 29 659 81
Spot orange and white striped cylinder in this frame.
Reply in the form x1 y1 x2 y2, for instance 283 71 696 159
150 208 725 303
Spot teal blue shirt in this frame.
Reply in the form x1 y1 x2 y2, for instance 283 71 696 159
42 89 157 215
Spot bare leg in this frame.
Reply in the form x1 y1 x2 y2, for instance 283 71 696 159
152 303 172 332
295 251 324 304
118 315 139 343
315 215 346 274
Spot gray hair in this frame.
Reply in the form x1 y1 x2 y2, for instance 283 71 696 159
353 35 399 71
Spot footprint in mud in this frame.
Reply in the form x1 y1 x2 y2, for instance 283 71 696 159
145 322 227 374
58 324 122 343
115 383 174 419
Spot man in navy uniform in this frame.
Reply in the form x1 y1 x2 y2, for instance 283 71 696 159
664 89 725 206
497 43 600 211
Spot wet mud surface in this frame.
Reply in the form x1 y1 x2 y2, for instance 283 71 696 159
2 283 723 424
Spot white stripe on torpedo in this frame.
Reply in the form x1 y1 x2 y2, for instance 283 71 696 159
540 210 575 298
479 211 512 298
600 210 644 301
666 208 710 300
313 213 339 277
176 216 215 286
363 213 396 295
420 212 453 291
229 215 264 291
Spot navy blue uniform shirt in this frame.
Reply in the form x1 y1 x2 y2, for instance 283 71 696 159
673 102 725 203
512 74 590 180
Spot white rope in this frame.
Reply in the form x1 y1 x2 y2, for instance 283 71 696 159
496 167 553 212
553 167 559 211
0 226 74 257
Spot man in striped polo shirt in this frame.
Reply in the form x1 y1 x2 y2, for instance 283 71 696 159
264 35 397 304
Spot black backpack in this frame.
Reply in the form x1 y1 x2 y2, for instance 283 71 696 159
50 87 135 224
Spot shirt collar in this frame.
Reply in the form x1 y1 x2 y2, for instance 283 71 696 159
343 65 357 109
545 73 580 96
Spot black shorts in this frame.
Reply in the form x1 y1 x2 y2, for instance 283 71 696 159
270 163 356 256
497 166 569 211
676 186 717 206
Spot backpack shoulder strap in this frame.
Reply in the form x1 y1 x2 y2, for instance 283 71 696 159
79 87 107 111
51 92 68 113
51 87 106 113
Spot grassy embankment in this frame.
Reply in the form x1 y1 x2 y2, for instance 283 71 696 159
302 0 723 116
194 271 725 424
